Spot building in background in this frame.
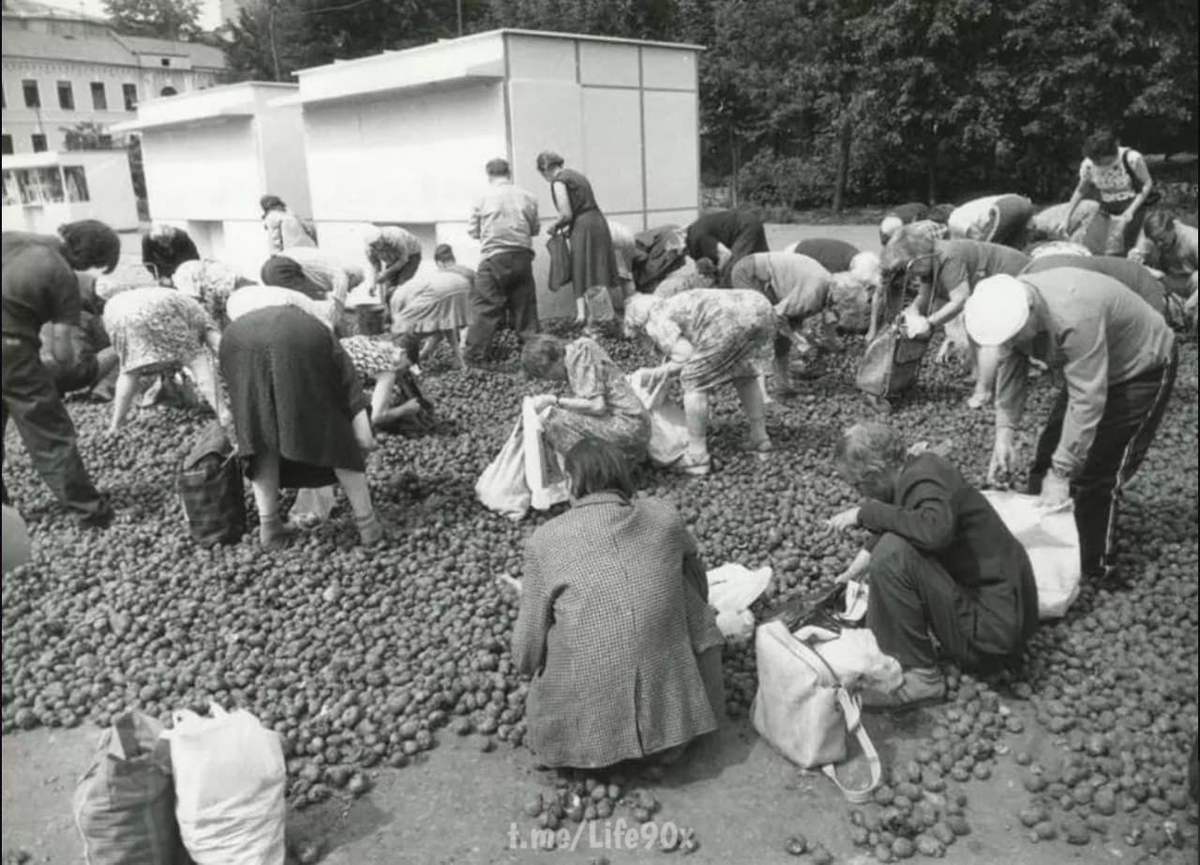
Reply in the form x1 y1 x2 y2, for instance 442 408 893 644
112 81 310 277
285 28 702 319
1 0 225 155
2 148 139 233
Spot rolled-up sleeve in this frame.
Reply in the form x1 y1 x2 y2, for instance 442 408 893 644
1052 318 1109 479
994 350 1030 431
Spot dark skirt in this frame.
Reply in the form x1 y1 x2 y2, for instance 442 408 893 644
219 306 366 488
568 210 620 297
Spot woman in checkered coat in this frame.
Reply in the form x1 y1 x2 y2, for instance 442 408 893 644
513 439 724 770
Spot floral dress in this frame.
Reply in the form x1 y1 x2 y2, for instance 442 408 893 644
645 289 776 392
541 337 650 458
102 287 215 374
172 259 241 328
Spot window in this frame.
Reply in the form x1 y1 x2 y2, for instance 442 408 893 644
160 57 171 67
90 81 107 110
15 167 64 204
160 86 178 97
122 83 138 111
57 81 74 110
63 166 90 202
0 134 12 155
31 134 47 152
2 171 18 207
22 79 40 108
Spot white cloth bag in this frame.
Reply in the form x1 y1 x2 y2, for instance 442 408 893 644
522 397 570 512
163 704 286 865
628 370 689 467
476 418 530 521
981 490 1081 619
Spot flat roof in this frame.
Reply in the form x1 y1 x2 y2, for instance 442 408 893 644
1 150 127 169
111 81 297 132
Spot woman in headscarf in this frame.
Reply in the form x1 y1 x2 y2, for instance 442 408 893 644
513 438 723 770
521 334 650 461
219 305 384 549
102 286 228 432
141 224 199 283
172 258 252 330
624 289 776 476
260 195 317 254
537 151 621 331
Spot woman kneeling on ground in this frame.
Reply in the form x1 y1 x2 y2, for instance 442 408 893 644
825 422 1038 711
219 305 385 549
513 438 724 770
624 290 776 476
521 334 650 461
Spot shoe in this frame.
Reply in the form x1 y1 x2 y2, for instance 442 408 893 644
356 512 386 547
78 499 115 529
862 667 946 712
743 437 774 459
674 453 711 477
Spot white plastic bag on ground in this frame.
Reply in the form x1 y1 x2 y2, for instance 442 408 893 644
164 704 286 865
981 490 1080 619
629 370 689 467
522 397 570 511
476 418 530 521
289 486 335 527
795 626 904 695
707 563 772 641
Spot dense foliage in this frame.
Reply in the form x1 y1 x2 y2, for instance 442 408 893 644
102 0 202 39
218 0 1197 206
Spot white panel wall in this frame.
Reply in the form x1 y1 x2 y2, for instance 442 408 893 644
581 88 643 214
255 103 312 219
302 82 505 225
505 34 575 81
641 46 698 91
643 90 699 213
141 119 259 222
579 41 639 87
507 80 583 219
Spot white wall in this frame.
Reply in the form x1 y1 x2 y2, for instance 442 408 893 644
255 99 312 218
302 82 507 225
140 117 259 222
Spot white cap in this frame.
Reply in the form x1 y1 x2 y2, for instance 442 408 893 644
963 274 1030 346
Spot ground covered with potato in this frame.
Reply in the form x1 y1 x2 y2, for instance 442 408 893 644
2 317 1197 864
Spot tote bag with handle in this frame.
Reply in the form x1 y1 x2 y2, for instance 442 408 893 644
751 620 881 803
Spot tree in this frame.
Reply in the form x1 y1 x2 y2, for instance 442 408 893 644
61 121 116 151
103 0 201 39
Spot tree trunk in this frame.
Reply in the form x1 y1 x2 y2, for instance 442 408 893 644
832 114 852 213
926 139 939 205
730 128 740 208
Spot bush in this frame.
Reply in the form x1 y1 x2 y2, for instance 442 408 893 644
738 151 841 210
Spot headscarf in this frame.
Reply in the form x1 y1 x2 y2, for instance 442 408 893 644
623 293 662 336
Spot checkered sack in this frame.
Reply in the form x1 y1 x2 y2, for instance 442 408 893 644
177 422 246 546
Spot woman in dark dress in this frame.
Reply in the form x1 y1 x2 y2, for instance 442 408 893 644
686 209 770 287
537 151 620 331
219 306 384 549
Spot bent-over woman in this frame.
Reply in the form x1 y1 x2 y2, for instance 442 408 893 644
390 244 473 367
219 306 383 549
625 289 776 476
522 334 650 460
102 287 228 432
513 439 724 770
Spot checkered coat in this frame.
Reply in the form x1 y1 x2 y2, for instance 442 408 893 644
514 493 722 769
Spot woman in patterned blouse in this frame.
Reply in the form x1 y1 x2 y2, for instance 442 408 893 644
522 334 650 461
513 438 724 770
1062 130 1155 255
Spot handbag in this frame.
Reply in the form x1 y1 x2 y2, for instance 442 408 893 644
855 259 933 402
177 422 246 546
547 234 572 292
751 621 882 803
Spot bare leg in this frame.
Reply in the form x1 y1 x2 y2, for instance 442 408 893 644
370 372 396 424
418 332 443 363
447 328 464 368
968 345 997 409
186 351 230 427
575 296 587 326
249 451 293 550
333 467 383 545
109 371 141 432
734 375 771 453
681 389 711 472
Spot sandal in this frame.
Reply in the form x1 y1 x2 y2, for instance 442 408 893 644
674 453 711 476
744 438 774 461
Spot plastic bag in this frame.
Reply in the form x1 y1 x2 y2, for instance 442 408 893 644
74 711 187 865
584 284 616 323
289 486 335 527
794 626 903 695
706 563 772 642
522 397 570 512
164 704 286 865
476 419 531 521
628 370 688 467
981 490 1080 619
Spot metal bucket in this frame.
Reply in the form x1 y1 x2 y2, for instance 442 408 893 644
356 304 387 336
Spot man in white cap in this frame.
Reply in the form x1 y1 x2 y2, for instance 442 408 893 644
963 269 1177 586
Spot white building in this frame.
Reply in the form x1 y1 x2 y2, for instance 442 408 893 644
2 148 139 233
1 0 226 155
286 28 702 319
112 81 310 278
